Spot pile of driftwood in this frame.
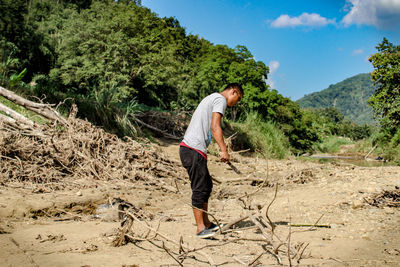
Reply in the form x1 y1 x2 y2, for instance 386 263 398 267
365 188 400 208
0 86 183 190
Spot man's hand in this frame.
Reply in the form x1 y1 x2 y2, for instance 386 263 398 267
220 150 230 162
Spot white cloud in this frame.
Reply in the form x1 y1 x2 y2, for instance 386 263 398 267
270 12 336 28
353 48 364 55
341 0 400 29
266 60 280 88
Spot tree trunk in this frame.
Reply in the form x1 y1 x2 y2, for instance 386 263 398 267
0 86 67 125
0 102 34 126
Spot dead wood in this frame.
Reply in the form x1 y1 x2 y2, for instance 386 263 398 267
0 86 67 125
125 211 217 266
0 102 34 126
1 113 184 190
364 188 400 208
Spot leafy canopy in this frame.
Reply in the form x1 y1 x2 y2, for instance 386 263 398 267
368 38 400 133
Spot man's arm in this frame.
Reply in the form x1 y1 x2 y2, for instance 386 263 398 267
210 112 229 162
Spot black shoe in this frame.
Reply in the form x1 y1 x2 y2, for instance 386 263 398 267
207 222 224 231
196 228 216 239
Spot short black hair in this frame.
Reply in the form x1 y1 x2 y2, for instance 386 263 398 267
224 83 244 96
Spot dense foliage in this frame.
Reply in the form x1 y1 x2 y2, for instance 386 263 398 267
303 107 373 141
369 38 400 134
367 38 400 164
10 0 400 159
0 0 323 154
296 73 376 125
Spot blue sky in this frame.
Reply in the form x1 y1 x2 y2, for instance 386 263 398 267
142 0 400 100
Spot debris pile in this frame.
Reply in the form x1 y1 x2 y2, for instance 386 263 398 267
365 188 400 208
0 114 183 190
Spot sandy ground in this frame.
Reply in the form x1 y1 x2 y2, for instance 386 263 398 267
1 141 400 267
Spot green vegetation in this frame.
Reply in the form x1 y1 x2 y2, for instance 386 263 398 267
368 38 400 165
0 0 320 155
0 1 399 162
316 136 353 154
231 112 290 159
297 73 376 125
303 107 373 141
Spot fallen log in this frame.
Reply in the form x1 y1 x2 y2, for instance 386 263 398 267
0 86 67 125
0 102 34 126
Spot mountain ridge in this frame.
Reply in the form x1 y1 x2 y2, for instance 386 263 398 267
296 73 377 124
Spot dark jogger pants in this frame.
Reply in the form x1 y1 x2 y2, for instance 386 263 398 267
179 146 213 209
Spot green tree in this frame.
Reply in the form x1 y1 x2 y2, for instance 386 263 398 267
369 38 400 133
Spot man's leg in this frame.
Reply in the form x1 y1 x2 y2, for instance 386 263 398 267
193 203 211 233
202 202 211 228
193 207 206 234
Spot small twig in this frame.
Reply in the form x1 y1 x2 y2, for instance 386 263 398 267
55 208 83 219
233 255 247 266
224 177 265 183
290 223 330 228
328 257 346 265
265 183 278 232
174 179 180 193
291 214 329 233
162 241 184 267
231 148 251 154
297 243 309 264
219 215 249 233
364 144 377 159
249 252 264 266
178 236 185 254
10 237 39 267
287 198 292 267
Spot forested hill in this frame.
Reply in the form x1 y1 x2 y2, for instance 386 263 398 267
296 73 377 124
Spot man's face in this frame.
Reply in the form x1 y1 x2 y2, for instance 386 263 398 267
227 89 242 107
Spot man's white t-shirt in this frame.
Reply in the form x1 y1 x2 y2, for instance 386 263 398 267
182 93 227 154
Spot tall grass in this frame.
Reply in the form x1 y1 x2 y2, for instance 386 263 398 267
373 128 400 165
316 136 354 154
231 112 290 159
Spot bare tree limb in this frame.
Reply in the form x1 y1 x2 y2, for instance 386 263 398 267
126 211 216 266
0 102 34 126
0 86 67 125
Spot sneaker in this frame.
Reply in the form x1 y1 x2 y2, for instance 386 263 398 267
196 228 216 239
207 222 224 232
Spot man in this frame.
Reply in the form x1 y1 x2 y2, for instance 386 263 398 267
179 83 243 238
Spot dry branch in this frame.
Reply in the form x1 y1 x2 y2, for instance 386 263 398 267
0 86 67 125
125 211 217 266
0 102 34 126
